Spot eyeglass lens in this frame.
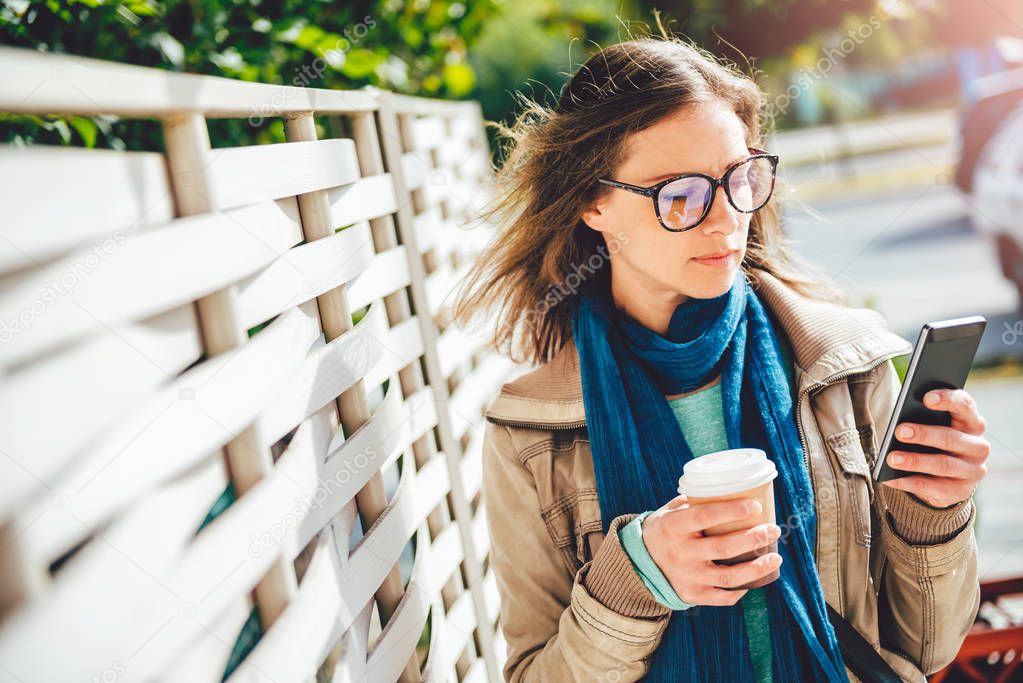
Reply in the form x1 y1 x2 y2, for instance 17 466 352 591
656 157 775 230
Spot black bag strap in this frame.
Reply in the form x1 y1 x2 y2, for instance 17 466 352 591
826 601 904 682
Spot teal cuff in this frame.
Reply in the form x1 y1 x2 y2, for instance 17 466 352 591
618 511 694 611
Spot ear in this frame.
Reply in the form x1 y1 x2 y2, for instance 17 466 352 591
580 194 609 233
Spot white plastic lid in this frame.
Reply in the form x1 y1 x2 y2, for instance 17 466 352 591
677 448 778 498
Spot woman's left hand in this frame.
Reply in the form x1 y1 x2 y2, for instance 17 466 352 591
881 388 990 508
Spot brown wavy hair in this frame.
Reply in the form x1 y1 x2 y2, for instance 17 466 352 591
450 25 845 366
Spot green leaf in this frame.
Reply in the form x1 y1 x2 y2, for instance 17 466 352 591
442 62 475 96
339 48 382 79
68 116 98 147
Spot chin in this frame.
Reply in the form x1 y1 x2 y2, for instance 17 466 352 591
682 264 739 298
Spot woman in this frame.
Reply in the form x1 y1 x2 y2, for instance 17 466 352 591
451 32 989 683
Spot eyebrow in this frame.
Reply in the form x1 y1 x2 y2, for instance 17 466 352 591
639 153 750 185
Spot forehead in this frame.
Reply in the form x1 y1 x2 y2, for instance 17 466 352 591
617 100 749 182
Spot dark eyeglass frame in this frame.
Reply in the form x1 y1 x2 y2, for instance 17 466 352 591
596 147 780 233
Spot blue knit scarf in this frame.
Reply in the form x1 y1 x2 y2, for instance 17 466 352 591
572 268 849 682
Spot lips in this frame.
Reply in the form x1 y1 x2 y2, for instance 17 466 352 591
693 249 737 260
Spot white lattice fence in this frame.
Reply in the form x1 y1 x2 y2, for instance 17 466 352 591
0 46 523 683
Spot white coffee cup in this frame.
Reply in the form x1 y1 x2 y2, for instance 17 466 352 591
677 448 780 589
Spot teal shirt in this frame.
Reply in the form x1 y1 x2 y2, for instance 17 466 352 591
618 338 795 682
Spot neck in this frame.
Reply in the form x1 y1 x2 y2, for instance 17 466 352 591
609 266 689 336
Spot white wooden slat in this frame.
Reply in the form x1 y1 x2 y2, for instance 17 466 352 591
0 198 303 368
421 170 455 208
421 602 455 683
413 206 442 253
14 302 321 564
159 597 252 683
463 659 488 683
461 431 483 500
257 299 387 445
0 456 227 682
448 353 518 442
171 407 336 599
325 173 399 227
424 262 471 317
388 93 478 116
132 406 337 681
472 508 490 564
336 453 449 623
224 527 344 683
439 590 476 672
401 151 428 191
229 464 443 683
361 316 424 393
437 326 486 378
493 628 508 670
330 499 359 561
436 138 474 168
329 599 374 683
234 220 376 330
345 245 412 313
0 46 378 116
420 523 463 599
0 304 200 521
205 139 360 211
409 116 447 153
295 383 438 560
0 145 175 274
481 568 500 626
362 531 433 683
450 112 479 140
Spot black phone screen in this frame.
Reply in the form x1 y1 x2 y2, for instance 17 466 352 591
872 316 986 483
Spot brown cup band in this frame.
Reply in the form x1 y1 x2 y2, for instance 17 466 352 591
712 539 781 591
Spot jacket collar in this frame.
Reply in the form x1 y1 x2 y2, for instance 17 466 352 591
484 267 913 428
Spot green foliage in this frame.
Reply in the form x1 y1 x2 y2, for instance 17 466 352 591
1 0 501 149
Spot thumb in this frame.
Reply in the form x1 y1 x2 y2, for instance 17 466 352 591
665 494 688 510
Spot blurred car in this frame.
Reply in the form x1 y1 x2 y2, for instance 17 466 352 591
968 100 1023 305
953 67 1023 193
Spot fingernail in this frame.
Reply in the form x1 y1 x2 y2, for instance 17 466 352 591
747 500 762 515
898 425 914 439
926 392 940 405
890 452 904 465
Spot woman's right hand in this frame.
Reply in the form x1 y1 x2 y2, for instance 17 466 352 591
641 494 783 606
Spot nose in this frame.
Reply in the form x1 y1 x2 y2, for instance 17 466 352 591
700 183 740 236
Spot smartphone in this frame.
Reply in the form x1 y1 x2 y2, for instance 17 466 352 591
872 315 987 483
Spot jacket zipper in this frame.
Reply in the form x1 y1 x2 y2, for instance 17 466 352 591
484 416 588 431
793 351 904 561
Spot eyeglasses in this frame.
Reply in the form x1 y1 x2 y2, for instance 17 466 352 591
597 148 779 232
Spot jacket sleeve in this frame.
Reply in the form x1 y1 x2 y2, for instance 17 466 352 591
482 419 672 682
869 358 981 675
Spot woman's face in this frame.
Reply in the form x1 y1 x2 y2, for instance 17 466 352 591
582 99 753 324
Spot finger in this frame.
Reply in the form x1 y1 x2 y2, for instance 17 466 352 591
894 423 991 461
698 553 783 590
665 494 688 510
886 451 986 480
680 498 762 535
689 586 749 607
882 474 975 508
923 389 986 435
693 523 781 561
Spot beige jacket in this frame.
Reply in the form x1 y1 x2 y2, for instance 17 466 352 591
481 268 980 682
